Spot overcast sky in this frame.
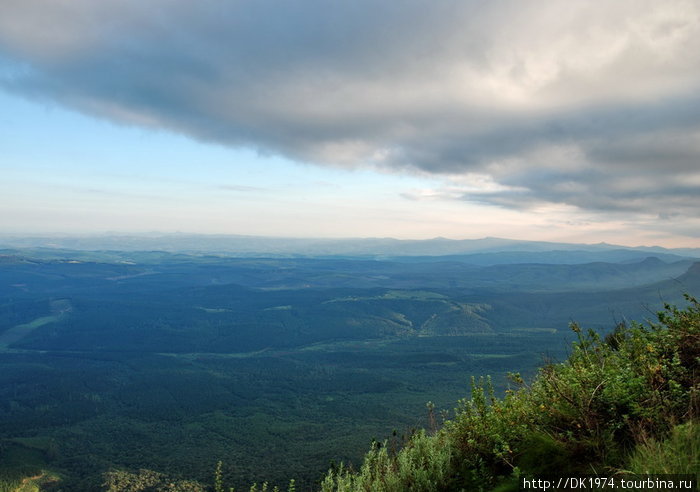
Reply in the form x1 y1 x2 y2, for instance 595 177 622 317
1 0 699 247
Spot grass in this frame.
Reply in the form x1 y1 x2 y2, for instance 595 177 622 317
13 471 61 492
0 315 61 350
627 422 699 475
0 442 58 492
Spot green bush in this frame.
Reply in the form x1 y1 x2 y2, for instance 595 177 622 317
320 430 453 492
320 295 700 491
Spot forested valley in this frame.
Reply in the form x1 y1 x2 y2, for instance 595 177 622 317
0 245 698 490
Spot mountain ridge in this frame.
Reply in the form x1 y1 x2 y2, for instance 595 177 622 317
1 234 699 258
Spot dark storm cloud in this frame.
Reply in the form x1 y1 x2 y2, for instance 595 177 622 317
1 0 699 218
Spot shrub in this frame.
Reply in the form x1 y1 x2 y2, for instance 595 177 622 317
320 430 453 492
320 295 699 491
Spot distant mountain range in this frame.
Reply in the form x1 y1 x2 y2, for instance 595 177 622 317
0 233 699 261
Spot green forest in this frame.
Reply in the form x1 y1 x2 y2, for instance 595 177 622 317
0 250 698 490
79 295 700 491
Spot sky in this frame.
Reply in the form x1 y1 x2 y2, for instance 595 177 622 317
1 0 699 247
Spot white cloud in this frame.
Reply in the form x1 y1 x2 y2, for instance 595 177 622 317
0 0 699 230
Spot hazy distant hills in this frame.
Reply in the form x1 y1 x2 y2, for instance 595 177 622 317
1 233 699 260
387 249 693 265
1 238 698 357
1 246 698 354
0 250 695 295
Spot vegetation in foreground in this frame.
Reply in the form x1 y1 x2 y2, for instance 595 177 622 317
318 295 699 491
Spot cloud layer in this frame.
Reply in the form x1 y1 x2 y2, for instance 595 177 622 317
1 0 699 224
